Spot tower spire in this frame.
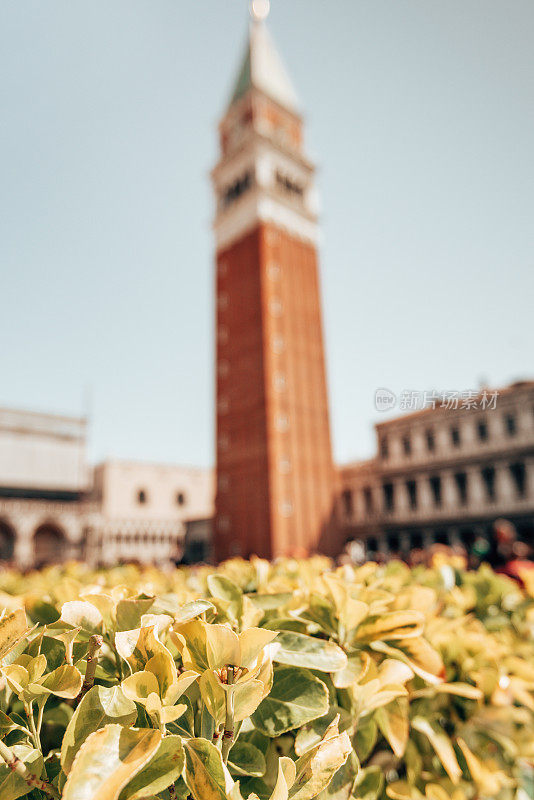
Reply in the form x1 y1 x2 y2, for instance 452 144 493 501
229 1 298 112
249 0 270 22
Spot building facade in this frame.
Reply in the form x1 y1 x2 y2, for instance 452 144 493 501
212 7 335 561
88 460 214 566
0 408 91 566
338 382 534 558
0 407 213 569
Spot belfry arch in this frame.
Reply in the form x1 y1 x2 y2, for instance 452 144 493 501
0 519 16 562
33 522 67 567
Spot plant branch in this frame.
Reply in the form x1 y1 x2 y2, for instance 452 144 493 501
0 738 60 800
221 665 235 764
25 702 41 753
77 634 103 702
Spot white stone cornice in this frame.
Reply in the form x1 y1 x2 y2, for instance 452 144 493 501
214 190 318 250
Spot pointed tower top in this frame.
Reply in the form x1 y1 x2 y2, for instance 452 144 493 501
250 0 270 22
229 4 299 113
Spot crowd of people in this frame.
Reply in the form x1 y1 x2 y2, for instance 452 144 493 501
341 518 534 586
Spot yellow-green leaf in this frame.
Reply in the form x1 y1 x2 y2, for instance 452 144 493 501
273 632 347 673
289 716 352 800
60 601 103 634
412 717 461 784
251 666 329 737
61 685 138 774
0 610 31 662
183 737 234 800
270 757 297 800
121 671 160 704
38 664 83 698
354 612 425 642
115 625 173 672
119 735 184 800
375 697 409 757
63 724 161 800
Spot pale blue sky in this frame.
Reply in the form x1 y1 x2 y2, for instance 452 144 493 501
1 1 533 467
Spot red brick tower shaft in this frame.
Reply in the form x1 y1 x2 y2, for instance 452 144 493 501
212 13 335 561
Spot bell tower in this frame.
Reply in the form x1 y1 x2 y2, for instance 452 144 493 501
212 2 335 560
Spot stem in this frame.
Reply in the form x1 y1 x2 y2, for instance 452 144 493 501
213 723 223 750
0 739 60 800
168 782 177 800
221 666 235 764
36 699 45 738
26 702 41 753
77 634 103 702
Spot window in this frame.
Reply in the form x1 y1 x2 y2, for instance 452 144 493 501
367 537 378 553
454 472 468 505
279 457 291 474
341 489 353 518
218 475 229 491
481 466 495 501
218 434 229 450
275 414 289 432
460 528 475 548
387 533 400 552
268 263 281 279
217 293 228 309
509 462 526 497
450 426 461 447
411 532 424 549
176 492 186 506
435 530 449 545
402 436 411 456
217 397 229 413
270 299 283 315
137 489 147 505
383 482 395 512
272 335 285 353
218 361 229 377
406 480 417 510
363 487 374 515
275 170 304 199
477 419 489 442
426 429 435 452
223 170 252 207
280 500 294 517
504 414 517 436
218 515 230 531
218 326 228 343
429 476 442 507
380 436 389 460
274 373 287 391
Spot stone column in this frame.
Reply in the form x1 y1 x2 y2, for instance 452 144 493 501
523 457 534 501
394 478 409 517
14 516 35 568
441 471 457 511
417 475 433 516
494 462 515 507
465 466 485 510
